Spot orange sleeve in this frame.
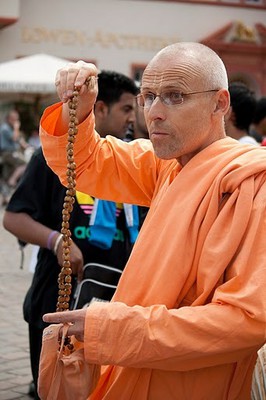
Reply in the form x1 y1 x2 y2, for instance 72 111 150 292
40 103 97 188
84 286 265 372
40 103 169 206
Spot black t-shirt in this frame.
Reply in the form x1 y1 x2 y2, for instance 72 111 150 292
6 148 135 328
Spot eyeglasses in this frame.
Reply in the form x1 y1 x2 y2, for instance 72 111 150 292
136 89 219 108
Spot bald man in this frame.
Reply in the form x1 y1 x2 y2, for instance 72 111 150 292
40 43 266 400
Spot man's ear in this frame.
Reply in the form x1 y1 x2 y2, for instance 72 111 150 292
213 89 230 116
94 100 108 118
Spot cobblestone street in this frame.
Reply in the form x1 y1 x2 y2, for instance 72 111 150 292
0 206 34 400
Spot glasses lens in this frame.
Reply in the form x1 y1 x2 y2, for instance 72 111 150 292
162 91 183 105
137 93 155 108
137 91 183 107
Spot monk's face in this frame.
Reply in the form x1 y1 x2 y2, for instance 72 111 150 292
140 50 226 166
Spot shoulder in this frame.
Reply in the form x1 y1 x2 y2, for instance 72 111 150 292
0 122 10 134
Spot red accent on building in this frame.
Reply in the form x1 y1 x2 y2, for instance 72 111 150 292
200 22 266 95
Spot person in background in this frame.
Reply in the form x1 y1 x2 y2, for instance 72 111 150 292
133 103 149 139
132 84 149 140
252 343 266 399
27 127 41 149
250 97 266 145
40 42 266 400
0 109 27 204
225 81 259 145
3 70 141 399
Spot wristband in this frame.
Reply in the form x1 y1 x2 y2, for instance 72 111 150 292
53 233 63 255
47 230 58 250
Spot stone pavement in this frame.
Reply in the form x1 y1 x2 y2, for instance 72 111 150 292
0 206 34 400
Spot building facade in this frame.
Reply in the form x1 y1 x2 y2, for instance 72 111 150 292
0 0 265 96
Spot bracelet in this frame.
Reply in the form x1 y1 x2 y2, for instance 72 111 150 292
47 230 58 250
53 233 63 255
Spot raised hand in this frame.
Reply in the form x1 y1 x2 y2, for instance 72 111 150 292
55 61 99 128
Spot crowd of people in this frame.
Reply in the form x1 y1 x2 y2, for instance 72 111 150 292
0 110 40 205
0 42 266 400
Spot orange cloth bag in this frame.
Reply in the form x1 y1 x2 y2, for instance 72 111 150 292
38 323 100 400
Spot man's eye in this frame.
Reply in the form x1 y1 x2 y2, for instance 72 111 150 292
123 106 133 112
144 93 155 101
167 92 182 103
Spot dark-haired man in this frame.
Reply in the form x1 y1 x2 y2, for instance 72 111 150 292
251 96 266 144
225 81 259 145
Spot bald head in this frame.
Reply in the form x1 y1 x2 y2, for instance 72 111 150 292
139 41 230 166
143 42 228 92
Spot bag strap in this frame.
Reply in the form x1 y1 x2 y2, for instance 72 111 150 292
45 323 71 400
58 323 72 354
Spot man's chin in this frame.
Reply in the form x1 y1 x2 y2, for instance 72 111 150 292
153 147 176 160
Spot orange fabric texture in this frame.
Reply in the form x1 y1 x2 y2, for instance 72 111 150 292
38 323 100 400
40 104 266 400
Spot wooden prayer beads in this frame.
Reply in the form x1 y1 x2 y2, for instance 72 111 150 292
56 79 91 312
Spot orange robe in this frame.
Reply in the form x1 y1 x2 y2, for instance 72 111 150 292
41 103 266 400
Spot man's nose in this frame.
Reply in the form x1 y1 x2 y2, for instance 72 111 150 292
146 97 166 121
128 110 136 123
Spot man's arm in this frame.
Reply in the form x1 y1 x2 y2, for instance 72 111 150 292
3 211 84 280
11 119 21 142
44 276 265 372
43 181 266 371
40 102 158 207
3 211 57 248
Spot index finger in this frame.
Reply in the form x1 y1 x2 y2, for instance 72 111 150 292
43 310 74 324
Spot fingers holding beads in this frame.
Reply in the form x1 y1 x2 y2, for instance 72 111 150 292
43 309 86 342
74 60 98 87
55 61 99 103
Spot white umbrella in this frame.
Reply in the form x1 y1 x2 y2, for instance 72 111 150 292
0 53 69 94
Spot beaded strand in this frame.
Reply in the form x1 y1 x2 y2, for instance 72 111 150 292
56 79 91 312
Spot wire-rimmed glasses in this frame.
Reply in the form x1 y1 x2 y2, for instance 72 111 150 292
136 89 219 108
